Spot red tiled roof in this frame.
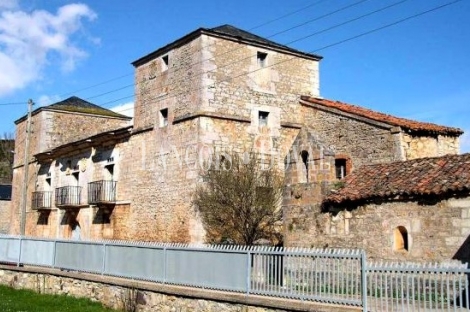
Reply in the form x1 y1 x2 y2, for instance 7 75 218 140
325 153 470 204
301 96 463 135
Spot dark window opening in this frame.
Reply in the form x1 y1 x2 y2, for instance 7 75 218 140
72 172 79 186
335 159 347 179
45 177 52 191
105 164 114 180
301 150 309 183
160 108 168 127
259 111 269 127
162 55 169 70
257 51 267 68
394 226 409 251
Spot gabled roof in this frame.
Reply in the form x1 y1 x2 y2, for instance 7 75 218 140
132 24 322 67
301 96 463 136
15 96 132 124
324 153 470 205
0 185 11 200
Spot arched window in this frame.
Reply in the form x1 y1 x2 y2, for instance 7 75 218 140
393 226 408 251
300 150 309 182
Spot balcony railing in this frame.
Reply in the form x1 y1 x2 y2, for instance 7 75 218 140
32 191 52 210
55 186 82 207
88 180 117 204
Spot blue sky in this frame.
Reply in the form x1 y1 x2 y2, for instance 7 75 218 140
0 0 469 152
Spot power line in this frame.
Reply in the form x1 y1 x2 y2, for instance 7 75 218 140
2 0 328 108
5 0 367 108
105 0 462 116
79 0 378 106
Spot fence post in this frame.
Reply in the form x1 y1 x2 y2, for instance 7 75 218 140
101 243 107 275
361 250 368 312
163 246 167 284
52 239 57 268
17 236 23 267
246 250 252 295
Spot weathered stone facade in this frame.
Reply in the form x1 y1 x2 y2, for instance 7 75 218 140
291 197 470 263
9 25 464 254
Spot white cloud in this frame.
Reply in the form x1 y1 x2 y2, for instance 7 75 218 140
0 3 97 96
37 94 61 107
110 101 134 118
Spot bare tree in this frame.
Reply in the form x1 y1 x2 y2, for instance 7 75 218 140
193 151 284 245
0 132 15 184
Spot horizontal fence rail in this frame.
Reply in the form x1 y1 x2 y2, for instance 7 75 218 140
0 235 469 311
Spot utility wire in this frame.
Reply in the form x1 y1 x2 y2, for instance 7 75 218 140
4 0 368 107
100 0 412 110
105 0 462 115
1 0 328 107
78 0 375 104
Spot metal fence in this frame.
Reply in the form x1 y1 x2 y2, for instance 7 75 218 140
0 235 469 312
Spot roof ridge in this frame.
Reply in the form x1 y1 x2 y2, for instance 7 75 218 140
301 95 463 135
325 153 470 205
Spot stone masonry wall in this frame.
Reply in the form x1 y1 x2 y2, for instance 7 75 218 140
200 34 319 125
299 197 470 262
14 111 130 168
14 134 132 239
401 133 460 160
133 36 204 130
0 267 359 312
0 200 10 234
126 33 321 243
301 106 402 170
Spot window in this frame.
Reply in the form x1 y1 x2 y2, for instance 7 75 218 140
257 51 267 68
335 159 347 179
159 108 168 127
45 176 52 191
105 164 114 180
72 172 79 186
393 226 409 251
162 55 169 71
258 111 269 127
301 150 309 183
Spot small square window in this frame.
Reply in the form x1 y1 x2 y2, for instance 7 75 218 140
159 108 168 127
335 159 347 179
258 111 269 127
257 52 267 68
162 55 169 71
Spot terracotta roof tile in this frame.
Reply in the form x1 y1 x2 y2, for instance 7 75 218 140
325 153 470 204
301 96 463 135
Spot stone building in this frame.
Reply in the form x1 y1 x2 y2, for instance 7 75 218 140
9 25 466 260
316 153 470 263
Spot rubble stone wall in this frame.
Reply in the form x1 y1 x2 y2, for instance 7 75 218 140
288 197 470 262
401 133 459 160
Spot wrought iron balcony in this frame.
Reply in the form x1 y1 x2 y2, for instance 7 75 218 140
88 180 117 204
55 186 82 207
32 191 52 210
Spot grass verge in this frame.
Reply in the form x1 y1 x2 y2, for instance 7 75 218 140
0 284 119 312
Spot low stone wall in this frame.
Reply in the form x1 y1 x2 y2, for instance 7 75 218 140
0 265 361 312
